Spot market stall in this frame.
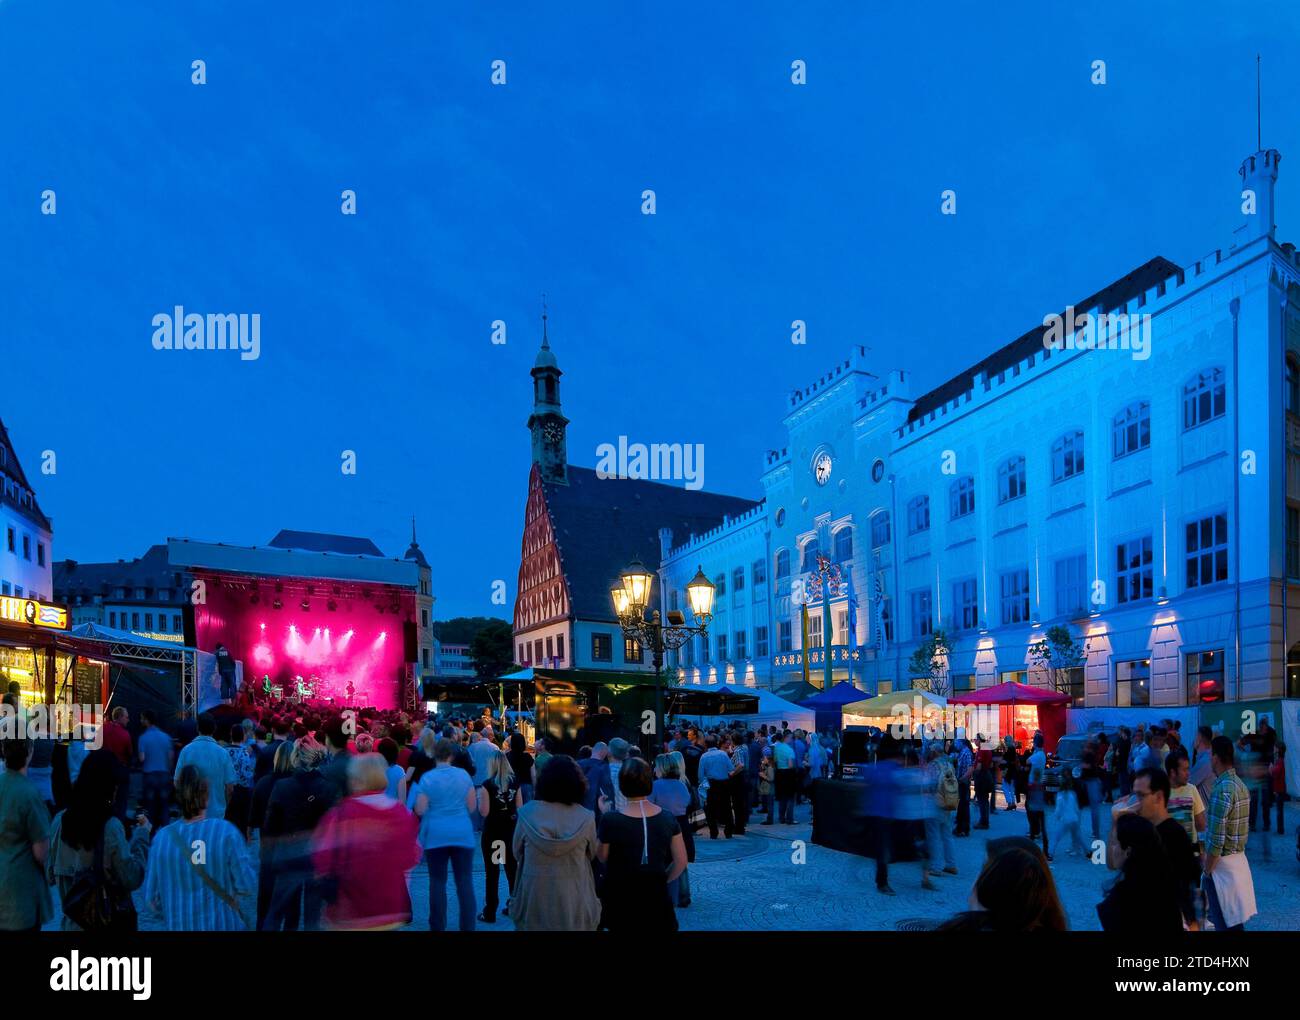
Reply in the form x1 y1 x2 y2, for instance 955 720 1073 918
839 688 951 736
797 681 873 732
949 680 1070 751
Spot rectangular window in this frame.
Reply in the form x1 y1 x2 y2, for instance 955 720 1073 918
423 648 430 668
950 477 976 519
131 613 140 630
158 615 168 633
998 456 1026 503
951 673 975 694
1054 553 1088 617
755 625 769 658
36 543 45 567
172 614 182 632
592 633 612 662
699 634 711 665
999 569 1030 626
1184 513 1228 589
1052 431 1085 482
1187 650 1225 704
683 639 694 667
1183 368 1226 431
909 589 933 639
22 535 31 560
1112 401 1151 459
717 633 728 661
1116 536 1153 604
1116 659 1150 707
715 573 726 597
752 558 766 586
1000 670 1027 685
518 643 526 664
624 637 643 664
109 612 117 628
546 636 554 661
953 578 978 631
871 513 891 548
4 528 12 553
735 630 747 660
534 639 543 664
144 613 153 631
907 496 930 535
556 633 565 663
778 620 793 653
732 567 745 592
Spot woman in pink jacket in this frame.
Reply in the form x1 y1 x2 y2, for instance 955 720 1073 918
313 753 421 930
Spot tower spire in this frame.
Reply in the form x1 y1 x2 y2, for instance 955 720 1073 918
541 293 549 350
1256 53 1261 151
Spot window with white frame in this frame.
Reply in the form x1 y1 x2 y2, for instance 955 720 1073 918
1182 367 1225 431
800 539 820 573
1051 430 1085 482
833 527 853 563
1115 535 1153 604
997 456 1026 503
1112 401 1151 459
1185 513 1228 589
1054 553 1088 617
907 495 930 534
949 477 975 519
870 512 890 548
999 569 1030 625
775 549 790 580
953 578 978 630
909 589 933 638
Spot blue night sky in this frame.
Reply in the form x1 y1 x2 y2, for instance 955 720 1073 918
2 1 1296 618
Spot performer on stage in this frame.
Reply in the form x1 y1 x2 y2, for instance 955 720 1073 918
295 675 310 701
345 680 356 703
261 674 273 702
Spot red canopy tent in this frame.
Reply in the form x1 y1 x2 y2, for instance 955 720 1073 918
949 681 1070 751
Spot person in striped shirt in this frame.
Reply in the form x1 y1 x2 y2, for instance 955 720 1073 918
143 765 255 931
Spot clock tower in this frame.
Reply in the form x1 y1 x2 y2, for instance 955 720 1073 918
527 308 568 484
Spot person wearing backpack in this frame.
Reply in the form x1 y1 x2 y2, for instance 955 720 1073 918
45 749 150 931
925 745 958 877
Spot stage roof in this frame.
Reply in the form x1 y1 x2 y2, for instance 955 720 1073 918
167 537 420 588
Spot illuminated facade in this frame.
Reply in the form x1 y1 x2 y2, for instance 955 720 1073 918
662 148 1300 706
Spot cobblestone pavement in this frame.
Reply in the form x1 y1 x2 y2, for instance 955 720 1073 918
108 799 1299 932
416 801 1300 933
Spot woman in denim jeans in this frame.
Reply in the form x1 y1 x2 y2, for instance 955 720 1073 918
413 738 488 931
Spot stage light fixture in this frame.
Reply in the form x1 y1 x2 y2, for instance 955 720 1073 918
259 622 266 631
273 599 283 610
300 599 310 611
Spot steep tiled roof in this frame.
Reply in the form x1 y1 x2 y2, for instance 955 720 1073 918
543 466 759 621
53 544 184 600
907 256 1182 423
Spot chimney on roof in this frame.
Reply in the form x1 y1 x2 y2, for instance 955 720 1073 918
1239 149 1281 242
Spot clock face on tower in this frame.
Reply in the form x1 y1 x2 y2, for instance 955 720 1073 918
814 452 833 485
542 421 564 444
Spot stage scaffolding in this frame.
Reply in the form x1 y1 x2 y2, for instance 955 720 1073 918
66 627 200 717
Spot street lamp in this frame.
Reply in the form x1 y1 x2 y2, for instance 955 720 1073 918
611 560 714 741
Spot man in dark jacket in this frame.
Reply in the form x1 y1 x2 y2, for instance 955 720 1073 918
261 736 333 930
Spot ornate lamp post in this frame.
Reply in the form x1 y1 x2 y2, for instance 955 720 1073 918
611 560 715 736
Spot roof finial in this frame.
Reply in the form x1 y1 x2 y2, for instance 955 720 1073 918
411 515 417 546
541 293 550 350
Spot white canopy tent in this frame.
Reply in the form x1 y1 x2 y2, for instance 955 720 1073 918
670 684 815 730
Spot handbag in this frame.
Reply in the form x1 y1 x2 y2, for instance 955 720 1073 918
685 781 707 831
63 831 130 931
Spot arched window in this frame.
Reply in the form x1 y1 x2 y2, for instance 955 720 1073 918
833 527 854 563
949 476 975 519
870 512 891 548
800 538 820 573
1112 401 1151 459
997 456 1026 503
907 495 930 534
1051 430 1085 482
1287 356 1300 416
1182 367 1225 431
774 548 791 579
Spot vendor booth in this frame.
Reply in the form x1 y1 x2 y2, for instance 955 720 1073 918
673 683 813 731
840 688 951 736
0 595 111 712
798 681 872 732
949 680 1070 751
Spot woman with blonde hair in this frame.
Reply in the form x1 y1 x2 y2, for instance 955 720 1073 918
313 753 421 930
478 747 523 923
651 752 696 908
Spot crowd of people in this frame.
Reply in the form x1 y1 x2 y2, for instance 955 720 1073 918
853 714 1287 931
0 678 1288 934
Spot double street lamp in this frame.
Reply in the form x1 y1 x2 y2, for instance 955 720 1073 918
611 560 716 735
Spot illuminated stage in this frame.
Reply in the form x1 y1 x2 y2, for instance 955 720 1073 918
194 574 415 710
